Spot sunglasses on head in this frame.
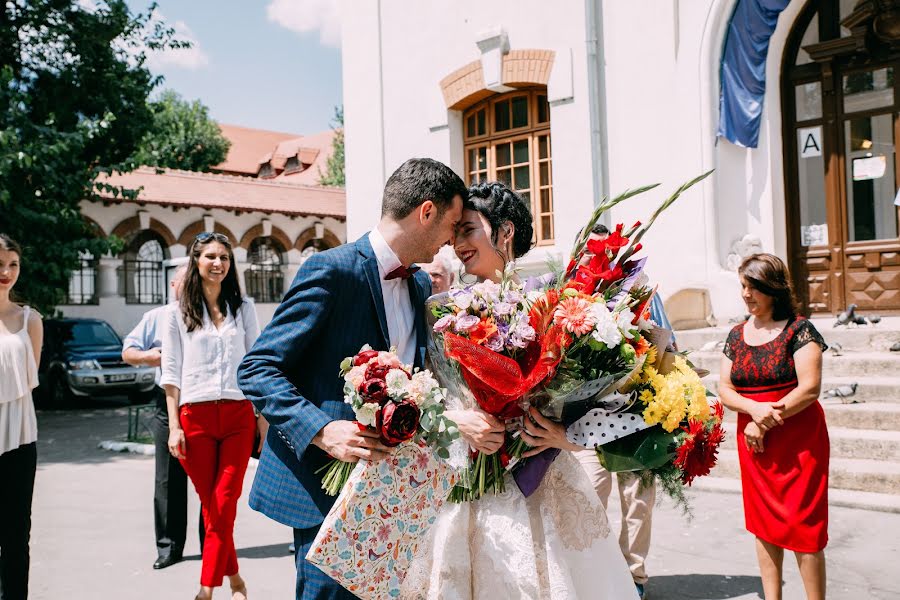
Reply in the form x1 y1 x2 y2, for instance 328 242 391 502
194 232 229 244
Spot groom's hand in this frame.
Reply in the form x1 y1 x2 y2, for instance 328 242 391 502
312 420 391 462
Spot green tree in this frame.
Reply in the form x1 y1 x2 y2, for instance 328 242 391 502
0 0 184 314
318 105 344 187
135 89 230 171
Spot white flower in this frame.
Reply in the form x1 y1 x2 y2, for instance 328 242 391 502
526 290 544 304
616 309 637 340
451 291 474 310
385 369 410 396
636 273 650 289
590 303 623 347
472 280 501 303
355 402 378 427
408 371 440 407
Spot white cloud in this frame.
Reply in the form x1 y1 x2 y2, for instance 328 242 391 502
266 0 341 48
146 17 210 71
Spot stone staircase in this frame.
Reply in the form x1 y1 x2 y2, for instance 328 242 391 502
676 317 900 512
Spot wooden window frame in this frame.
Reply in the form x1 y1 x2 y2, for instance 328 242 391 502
463 89 554 245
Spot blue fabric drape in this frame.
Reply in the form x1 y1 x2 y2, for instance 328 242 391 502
718 0 791 148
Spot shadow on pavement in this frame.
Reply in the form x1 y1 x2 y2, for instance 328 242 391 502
36 402 155 466
648 574 763 600
183 543 293 562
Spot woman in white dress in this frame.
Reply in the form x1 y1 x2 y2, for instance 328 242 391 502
0 234 42 600
403 183 638 599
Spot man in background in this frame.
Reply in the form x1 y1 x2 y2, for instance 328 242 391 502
122 265 203 569
421 254 455 295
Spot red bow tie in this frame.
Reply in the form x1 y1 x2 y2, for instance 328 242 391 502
385 265 420 280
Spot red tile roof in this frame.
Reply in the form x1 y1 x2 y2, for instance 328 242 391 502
95 167 346 219
215 124 301 176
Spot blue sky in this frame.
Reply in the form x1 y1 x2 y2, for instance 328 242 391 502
124 0 342 135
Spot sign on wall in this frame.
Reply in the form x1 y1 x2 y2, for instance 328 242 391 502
798 126 823 158
852 156 887 181
801 223 828 247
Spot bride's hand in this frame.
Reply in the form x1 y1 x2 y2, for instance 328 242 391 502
444 409 505 455
520 407 581 457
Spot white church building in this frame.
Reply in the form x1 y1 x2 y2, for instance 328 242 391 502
341 0 900 324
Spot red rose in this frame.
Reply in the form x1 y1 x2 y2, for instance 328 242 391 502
358 378 388 405
365 362 391 381
353 349 380 366
377 400 420 447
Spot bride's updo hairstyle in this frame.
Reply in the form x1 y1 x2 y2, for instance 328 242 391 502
466 182 535 260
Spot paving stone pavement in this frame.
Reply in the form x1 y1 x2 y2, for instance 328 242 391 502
28 404 900 600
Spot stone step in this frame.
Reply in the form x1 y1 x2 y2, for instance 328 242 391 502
721 423 900 460
711 450 900 495
691 350 900 379
676 317 900 353
692 476 900 514
704 375 900 404
721 401 900 430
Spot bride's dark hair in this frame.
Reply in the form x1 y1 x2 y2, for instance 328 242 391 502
466 182 534 259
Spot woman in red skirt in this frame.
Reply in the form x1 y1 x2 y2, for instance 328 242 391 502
719 253 828 600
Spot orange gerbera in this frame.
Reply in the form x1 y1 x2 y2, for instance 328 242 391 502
468 318 498 345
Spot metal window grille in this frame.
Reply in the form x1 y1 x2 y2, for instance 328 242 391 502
120 260 164 304
246 238 284 303
65 257 99 305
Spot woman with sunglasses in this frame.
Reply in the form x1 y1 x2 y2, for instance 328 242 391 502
161 232 264 600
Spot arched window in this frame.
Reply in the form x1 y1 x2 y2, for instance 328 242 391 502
463 88 554 245
245 237 284 303
782 0 900 314
119 231 166 304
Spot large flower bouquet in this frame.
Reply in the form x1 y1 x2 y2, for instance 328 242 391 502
516 171 725 508
317 345 459 496
429 276 566 501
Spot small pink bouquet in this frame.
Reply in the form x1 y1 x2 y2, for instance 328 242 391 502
317 345 458 495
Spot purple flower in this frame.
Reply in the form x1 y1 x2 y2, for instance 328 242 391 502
433 314 454 333
493 301 514 317
485 334 505 353
454 314 480 332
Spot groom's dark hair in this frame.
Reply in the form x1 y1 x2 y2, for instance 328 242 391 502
381 158 468 219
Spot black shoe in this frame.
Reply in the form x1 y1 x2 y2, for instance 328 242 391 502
153 553 183 570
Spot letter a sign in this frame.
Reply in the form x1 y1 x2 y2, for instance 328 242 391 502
798 126 822 158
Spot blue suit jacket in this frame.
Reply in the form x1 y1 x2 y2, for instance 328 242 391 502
237 234 431 529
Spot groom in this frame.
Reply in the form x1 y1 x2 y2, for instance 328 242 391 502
237 158 466 599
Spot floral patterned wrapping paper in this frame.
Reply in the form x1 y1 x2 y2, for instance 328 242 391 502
306 441 458 600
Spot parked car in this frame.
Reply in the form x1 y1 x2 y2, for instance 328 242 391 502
37 318 157 408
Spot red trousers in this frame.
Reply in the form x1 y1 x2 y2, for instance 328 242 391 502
178 400 256 587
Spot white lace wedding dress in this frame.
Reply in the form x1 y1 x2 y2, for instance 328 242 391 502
400 343 639 599
401 450 640 599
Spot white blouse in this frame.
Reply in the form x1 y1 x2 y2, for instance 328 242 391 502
0 305 38 454
160 299 260 405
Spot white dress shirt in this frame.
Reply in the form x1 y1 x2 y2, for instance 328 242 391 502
369 227 416 365
160 299 261 405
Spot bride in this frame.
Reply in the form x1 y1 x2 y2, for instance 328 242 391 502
401 182 639 599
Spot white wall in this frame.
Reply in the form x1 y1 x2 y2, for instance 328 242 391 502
342 0 596 271
341 0 809 323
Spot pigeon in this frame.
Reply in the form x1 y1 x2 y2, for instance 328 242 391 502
823 383 859 403
891 341 900 352
868 314 882 325
852 315 868 326
829 342 843 357
834 304 859 327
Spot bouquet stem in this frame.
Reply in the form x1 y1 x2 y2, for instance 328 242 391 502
316 459 357 496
